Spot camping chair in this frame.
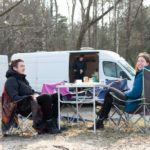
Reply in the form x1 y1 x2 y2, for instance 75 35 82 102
8 112 34 136
87 79 129 126
110 68 150 133
1 89 35 136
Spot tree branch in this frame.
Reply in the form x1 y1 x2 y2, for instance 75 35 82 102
130 0 143 32
88 0 122 28
85 0 93 23
0 0 24 17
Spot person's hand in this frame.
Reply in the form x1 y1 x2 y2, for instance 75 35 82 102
32 93 39 101
80 69 83 74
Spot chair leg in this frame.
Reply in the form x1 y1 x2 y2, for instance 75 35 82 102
18 113 36 135
109 105 129 131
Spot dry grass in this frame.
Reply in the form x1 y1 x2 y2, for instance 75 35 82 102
1 102 150 150
1 120 150 150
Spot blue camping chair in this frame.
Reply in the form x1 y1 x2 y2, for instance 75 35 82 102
88 79 130 128
110 68 150 133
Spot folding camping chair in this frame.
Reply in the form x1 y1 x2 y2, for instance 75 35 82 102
9 112 34 135
87 79 129 126
2 109 34 136
1 89 35 136
110 68 150 133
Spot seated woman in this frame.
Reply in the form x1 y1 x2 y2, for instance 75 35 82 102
93 52 150 129
3 59 61 134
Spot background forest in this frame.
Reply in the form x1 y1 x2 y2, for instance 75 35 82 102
0 0 150 65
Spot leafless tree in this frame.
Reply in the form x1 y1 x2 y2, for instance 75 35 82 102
76 0 123 49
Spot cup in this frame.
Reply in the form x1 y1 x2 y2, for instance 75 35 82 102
89 78 93 83
83 76 89 83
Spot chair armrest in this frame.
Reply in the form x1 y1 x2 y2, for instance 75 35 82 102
109 92 145 103
13 95 32 104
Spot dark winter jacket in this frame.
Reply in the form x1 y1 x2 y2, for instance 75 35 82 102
5 68 35 102
73 59 87 73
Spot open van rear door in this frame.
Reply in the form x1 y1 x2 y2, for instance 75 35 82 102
0 55 8 95
69 52 99 82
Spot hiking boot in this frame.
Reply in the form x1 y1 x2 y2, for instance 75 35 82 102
46 119 61 134
96 119 104 129
33 120 47 134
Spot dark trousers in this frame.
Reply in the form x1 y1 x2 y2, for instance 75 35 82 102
37 94 58 121
99 87 127 120
17 94 58 121
75 72 85 80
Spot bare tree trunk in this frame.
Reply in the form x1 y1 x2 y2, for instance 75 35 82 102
50 0 53 17
116 7 120 53
71 0 76 49
76 25 88 50
125 0 131 60
125 0 143 61
92 0 98 48
140 0 144 52
114 0 120 53
54 0 58 25
114 0 117 51
88 26 91 47
42 1 47 50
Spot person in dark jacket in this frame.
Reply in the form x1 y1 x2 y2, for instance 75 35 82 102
5 59 60 134
91 52 150 129
73 54 87 81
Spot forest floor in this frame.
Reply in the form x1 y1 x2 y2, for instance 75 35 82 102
1 105 150 150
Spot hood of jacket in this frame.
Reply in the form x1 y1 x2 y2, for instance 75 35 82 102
6 68 26 80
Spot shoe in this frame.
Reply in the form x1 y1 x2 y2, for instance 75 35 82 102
33 120 47 134
96 109 108 120
96 119 104 129
88 119 104 130
46 119 61 134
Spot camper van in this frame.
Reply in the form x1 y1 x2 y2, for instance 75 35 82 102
11 49 135 92
0 55 8 95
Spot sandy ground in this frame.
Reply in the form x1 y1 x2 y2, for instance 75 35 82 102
1 106 150 150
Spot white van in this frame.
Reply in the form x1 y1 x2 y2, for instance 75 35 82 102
0 55 8 96
11 50 135 92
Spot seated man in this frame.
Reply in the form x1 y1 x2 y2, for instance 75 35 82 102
2 59 61 134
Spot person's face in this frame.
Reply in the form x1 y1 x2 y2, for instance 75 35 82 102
13 61 26 74
136 56 149 70
79 57 84 61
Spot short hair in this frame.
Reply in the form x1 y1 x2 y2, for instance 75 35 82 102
10 59 24 69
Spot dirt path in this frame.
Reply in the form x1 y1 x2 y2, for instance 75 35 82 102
1 102 150 150
1 123 150 150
